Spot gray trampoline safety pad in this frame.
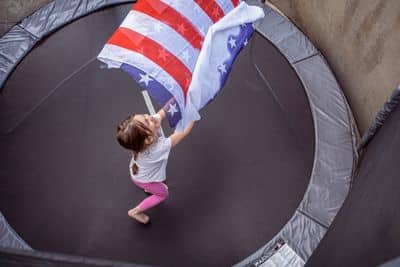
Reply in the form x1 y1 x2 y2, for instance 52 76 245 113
0 212 32 250
254 5 318 64
261 243 305 267
295 55 354 227
0 0 135 89
19 0 135 39
236 1 358 266
0 26 37 89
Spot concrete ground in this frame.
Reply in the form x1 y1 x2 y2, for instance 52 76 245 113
1 0 400 134
0 0 52 36
268 0 400 133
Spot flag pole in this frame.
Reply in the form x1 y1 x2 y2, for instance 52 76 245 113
141 90 165 137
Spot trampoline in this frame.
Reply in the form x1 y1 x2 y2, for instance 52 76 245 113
306 88 400 267
0 1 358 266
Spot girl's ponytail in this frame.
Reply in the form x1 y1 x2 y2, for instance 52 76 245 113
116 114 152 176
132 151 139 175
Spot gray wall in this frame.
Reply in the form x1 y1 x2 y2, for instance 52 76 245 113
268 0 400 133
1 0 400 133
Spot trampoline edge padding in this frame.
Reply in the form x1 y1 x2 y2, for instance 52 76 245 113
0 246 149 267
0 0 136 260
0 0 137 90
0 212 32 251
235 1 359 266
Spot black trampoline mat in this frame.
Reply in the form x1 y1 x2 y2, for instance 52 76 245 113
0 4 314 267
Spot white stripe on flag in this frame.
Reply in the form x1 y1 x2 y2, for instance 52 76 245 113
160 0 213 36
186 2 264 112
215 0 235 16
98 44 185 109
121 10 199 72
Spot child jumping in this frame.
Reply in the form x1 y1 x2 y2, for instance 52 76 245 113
116 108 194 224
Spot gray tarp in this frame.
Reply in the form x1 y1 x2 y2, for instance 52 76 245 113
358 85 400 150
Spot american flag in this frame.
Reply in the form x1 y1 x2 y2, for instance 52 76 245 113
98 0 264 131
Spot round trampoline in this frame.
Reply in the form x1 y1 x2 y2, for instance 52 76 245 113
0 1 358 267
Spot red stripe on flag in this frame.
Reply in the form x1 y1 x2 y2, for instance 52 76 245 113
108 28 192 98
194 0 224 23
133 0 203 50
231 0 240 7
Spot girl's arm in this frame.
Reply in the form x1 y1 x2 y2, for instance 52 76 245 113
169 122 195 148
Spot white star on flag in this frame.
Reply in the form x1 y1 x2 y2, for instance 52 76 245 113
159 76 174 91
218 64 227 74
244 38 248 46
194 5 203 14
228 37 236 48
165 82 174 91
138 73 153 86
175 0 185 7
167 103 178 117
153 22 163 33
199 26 206 36
181 50 191 63
139 27 149 36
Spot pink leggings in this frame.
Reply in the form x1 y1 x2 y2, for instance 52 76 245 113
133 180 169 212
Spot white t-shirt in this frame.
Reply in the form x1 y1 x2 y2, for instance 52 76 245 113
129 115 172 183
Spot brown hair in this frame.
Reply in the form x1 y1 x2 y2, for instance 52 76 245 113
116 114 152 175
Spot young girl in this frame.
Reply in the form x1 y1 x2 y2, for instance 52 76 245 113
116 108 194 224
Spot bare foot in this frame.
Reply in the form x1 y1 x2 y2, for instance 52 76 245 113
128 208 150 224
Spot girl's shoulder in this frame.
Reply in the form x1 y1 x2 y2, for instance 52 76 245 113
147 136 171 155
152 136 171 148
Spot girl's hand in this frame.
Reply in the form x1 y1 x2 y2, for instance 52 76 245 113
169 122 195 148
156 108 166 121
